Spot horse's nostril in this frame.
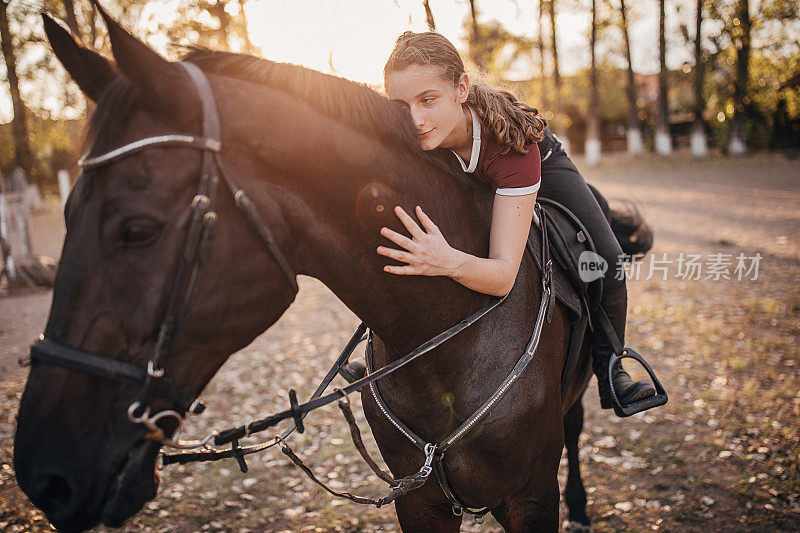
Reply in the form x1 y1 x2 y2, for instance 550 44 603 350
35 472 75 513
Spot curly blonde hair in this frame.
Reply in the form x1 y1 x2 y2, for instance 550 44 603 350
384 31 546 155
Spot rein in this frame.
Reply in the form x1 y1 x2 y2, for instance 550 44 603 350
23 62 554 515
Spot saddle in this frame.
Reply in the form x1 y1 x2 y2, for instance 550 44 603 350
526 198 603 401
527 199 668 415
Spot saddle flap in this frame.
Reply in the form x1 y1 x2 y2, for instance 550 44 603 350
526 219 581 317
538 199 604 313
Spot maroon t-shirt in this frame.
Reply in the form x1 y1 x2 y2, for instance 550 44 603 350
452 107 542 196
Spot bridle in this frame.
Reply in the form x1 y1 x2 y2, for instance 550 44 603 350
24 60 513 446
28 62 299 441
24 61 556 516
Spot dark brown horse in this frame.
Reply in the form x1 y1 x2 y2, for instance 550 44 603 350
13 7 646 532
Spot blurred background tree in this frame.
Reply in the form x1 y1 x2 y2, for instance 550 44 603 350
161 0 259 54
618 0 644 155
0 0 143 183
1 0 798 192
0 0 38 183
655 0 674 155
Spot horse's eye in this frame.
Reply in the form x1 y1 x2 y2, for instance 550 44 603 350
121 219 161 245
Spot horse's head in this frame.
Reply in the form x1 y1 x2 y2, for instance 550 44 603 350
14 7 297 531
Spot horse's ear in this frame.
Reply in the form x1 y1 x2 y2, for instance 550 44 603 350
92 0 197 126
42 13 117 102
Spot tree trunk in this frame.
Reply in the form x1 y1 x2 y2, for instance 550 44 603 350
620 0 643 155
691 0 708 156
727 0 750 155
655 0 672 155
0 1 37 182
537 0 548 114
423 0 436 31
89 2 98 48
468 0 483 68
63 0 98 115
548 0 569 150
468 0 479 38
548 0 560 110
585 0 600 165
62 0 81 39
206 0 234 50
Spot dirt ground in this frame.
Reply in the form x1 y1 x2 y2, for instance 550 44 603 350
1 151 798 532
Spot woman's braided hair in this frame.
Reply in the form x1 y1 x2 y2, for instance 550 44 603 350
384 31 546 155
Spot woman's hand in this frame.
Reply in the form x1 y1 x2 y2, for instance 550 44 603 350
378 205 463 277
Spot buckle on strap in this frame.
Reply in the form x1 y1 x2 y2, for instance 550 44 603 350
420 443 436 478
147 360 165 378
543 259 553 290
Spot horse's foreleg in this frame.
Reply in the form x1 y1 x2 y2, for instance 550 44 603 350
563 398 592 532
394 494 462 533
491 478 560 533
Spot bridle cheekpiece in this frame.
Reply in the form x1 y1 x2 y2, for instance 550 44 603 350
27 62 299 446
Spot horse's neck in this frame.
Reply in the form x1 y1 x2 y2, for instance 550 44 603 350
291 156 489 356
229 86 492 356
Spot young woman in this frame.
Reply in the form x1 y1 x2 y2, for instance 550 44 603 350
341 31 656 414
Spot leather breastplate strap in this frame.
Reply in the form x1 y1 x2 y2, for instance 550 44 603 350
365 202 554 518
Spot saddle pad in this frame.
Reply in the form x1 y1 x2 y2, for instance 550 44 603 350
526 219 582 317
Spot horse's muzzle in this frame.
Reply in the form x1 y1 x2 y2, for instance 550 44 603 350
100 439 162 528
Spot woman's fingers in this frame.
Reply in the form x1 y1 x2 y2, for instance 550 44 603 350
383 264 417 275
380 227 417 251
415 205 442 236
393 206 426 239
377 246 413 263
377 206 444 278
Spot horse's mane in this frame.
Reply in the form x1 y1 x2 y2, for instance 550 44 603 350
83 47 478 192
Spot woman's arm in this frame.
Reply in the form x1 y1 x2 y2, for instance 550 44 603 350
377 193 537 297
450 192 536 295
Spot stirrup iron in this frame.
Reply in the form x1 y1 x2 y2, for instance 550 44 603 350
607 348 668 417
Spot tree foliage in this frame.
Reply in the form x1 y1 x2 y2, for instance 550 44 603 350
2 0 799 189
0 0 145 184
160 0 259 54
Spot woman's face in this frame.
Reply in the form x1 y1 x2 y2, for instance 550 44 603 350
385 64 469 151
